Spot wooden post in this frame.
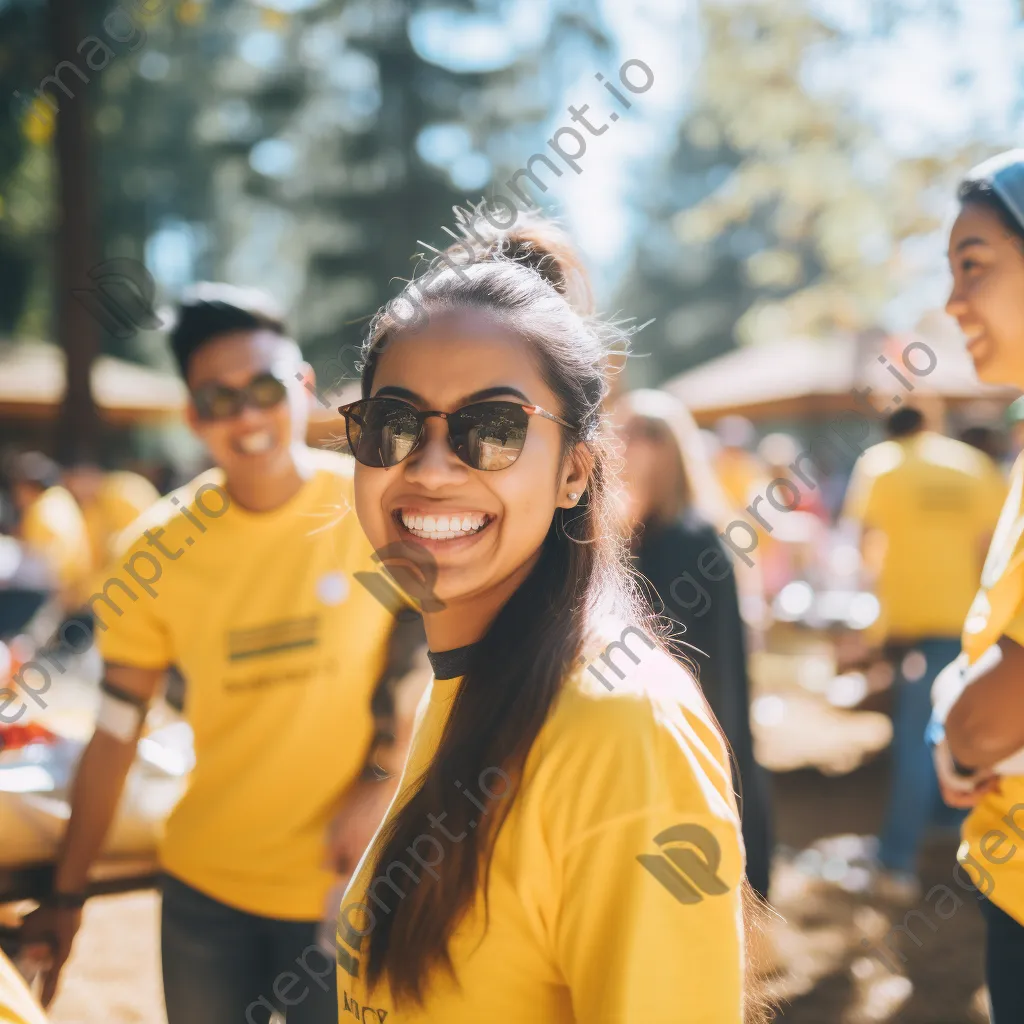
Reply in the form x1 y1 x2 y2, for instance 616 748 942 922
49 0 102 463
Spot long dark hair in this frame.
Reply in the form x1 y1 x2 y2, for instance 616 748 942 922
355 210 771 1022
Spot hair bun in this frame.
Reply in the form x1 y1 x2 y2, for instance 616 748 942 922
449 205 594 316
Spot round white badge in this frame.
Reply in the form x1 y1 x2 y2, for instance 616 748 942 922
317 572 349 606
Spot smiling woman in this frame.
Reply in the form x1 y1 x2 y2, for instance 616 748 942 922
946 150 1024 386
335 217 770 1023
934 150 1024 1024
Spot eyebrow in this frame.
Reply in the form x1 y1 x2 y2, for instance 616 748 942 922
373 384 533 406
954 236 992 253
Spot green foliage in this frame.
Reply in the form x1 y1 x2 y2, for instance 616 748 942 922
0 0 52 332
615 0 1010 387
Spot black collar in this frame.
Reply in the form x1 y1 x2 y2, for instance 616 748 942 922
427 643 477 680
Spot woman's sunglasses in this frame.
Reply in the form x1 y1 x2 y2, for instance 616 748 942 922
192 372 289 422
338 397 575 471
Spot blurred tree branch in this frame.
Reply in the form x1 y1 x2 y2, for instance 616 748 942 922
616 0 1003 386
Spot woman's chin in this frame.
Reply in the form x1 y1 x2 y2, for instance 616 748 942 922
970 355 1013 387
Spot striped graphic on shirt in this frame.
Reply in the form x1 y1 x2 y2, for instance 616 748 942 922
226 616 320 661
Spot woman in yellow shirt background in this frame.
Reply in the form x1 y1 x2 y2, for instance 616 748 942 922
933 150 1024 1023
61 463 160 575
335 214 769 1023
8 451 91 610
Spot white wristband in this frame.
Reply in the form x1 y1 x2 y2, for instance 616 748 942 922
995 746 1024 776
96 691 145 743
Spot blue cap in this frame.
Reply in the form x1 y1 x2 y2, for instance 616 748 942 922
965 149 1024 232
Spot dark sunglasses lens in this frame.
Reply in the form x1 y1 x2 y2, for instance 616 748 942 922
350 400 422 467
248 374 288 410
195 386 242 421
451 402 529 471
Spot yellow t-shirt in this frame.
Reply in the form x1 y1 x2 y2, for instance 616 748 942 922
958 452 1024 925
0 951 46 1024
336 627 746 1023
82 470 160 570
96 449 397 919
843 432 1006 642
19 485 92 596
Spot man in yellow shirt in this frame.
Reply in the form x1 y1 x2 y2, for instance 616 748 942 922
10 452 91 610
17 285 400 1024
843 405 1006 895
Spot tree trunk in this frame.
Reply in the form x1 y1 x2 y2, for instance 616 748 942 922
50 0 101 463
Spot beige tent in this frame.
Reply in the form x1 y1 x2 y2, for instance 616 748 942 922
0 342 187 426
664 333 1018 427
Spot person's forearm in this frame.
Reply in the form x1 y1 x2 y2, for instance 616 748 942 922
947 702 1024 771
54 731 139 893
943 641 1024 770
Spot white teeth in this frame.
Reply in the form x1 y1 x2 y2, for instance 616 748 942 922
398 510 489 540
238 431 273 454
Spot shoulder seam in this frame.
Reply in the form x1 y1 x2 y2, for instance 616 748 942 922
555 804 735 869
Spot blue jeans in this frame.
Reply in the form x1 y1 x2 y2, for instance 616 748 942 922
980 898 1024 1023
878 637 966 874
160 873 337 1024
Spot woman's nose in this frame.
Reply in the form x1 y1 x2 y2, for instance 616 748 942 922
945 284 968 320
233 403 269 429
403 419 467 485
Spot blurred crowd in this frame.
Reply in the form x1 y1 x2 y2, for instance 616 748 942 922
2 389 1019 928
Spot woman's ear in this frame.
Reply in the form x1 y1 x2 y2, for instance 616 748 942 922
559 441 594 509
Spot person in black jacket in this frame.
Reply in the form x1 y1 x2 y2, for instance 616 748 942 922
613 389 774 903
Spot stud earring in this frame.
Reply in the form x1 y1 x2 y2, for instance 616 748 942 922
568 491 579 502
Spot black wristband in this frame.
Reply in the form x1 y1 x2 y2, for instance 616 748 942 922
950 752 977 778
50 891 88 909
99 678 149 709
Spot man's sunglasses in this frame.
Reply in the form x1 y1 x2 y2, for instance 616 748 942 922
338 397 575 471
192 372 289 422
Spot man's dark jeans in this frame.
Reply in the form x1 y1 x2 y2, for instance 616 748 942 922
160 873 337 1024
878 637 965 873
